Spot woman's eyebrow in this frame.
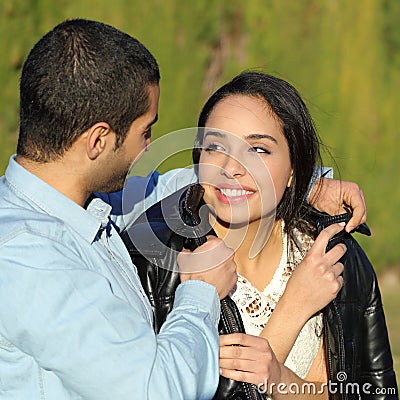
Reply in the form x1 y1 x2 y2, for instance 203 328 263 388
204 131 278 144
204 130 226 139
245 133 277 144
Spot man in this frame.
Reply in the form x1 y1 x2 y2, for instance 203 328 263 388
0 19 365 399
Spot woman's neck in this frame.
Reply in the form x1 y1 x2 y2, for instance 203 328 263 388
212 217 284 292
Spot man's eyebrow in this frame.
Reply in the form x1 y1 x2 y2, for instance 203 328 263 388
245 133 277 144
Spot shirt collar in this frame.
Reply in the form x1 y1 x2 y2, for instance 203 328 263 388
5 155 111 243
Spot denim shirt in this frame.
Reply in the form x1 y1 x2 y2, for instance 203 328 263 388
0 156 220 400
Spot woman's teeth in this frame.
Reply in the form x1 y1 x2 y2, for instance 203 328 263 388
219 188 254 197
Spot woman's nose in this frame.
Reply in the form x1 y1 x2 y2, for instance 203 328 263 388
220 153 246 178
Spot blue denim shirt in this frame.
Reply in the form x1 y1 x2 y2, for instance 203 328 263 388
0 156 220 399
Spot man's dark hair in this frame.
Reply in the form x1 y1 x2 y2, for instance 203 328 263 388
17 19 160 162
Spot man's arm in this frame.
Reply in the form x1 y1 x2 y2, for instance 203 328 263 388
99 166 366 233
98 167 197 230
309 176 366 232
0 232 221 400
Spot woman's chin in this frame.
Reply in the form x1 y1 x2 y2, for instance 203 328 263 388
215 214 256 229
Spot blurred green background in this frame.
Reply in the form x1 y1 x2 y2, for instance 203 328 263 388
0 0 399 385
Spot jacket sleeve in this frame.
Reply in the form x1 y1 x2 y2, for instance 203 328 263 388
97 168 198 230
354 240 398 399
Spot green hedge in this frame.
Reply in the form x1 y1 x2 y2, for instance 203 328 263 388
1 0 399 271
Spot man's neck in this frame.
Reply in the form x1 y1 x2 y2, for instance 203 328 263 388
16 155 90 207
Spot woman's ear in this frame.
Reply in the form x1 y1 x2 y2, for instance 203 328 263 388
287 170 294 188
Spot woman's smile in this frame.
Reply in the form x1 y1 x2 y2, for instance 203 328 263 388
215 184 256 205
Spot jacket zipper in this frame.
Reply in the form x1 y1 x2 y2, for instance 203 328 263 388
185 190 261 399
221 299 261 399
332 300 347 400
325 302 347 400
221 299 238 332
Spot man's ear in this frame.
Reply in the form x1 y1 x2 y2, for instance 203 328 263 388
84 122 114 160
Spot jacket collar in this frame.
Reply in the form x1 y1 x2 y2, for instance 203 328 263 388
311 209 371 236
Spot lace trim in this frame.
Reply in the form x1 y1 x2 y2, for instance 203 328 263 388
230 221 323 379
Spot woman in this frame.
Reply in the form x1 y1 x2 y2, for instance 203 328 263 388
122 72 397 399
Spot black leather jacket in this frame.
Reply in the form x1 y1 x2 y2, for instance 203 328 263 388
121 185 398 400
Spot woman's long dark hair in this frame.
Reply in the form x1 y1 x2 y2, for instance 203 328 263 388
193 71 323 235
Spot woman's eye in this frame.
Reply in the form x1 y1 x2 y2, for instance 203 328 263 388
249 146 271 154
204 143 225 152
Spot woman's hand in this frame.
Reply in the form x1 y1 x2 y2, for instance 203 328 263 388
309 177 366 232
259 223 346 364
281 222 346 323
220 334 329 399
219 333 282 390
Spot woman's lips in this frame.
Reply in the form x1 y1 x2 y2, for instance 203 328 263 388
215 186 255 204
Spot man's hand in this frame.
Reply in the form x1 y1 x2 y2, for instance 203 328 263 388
177 236 237 299
309 177 367 232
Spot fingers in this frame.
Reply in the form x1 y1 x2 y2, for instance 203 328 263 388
324 242 347 265
310 178 368 232
323 261 344 295
331 261 344 278
219 334 271 360
221 261 238 299
219 367 259 385
177 236 234 273
317 242 346 292
219 334 276 386
311 223 345 254
178 237 237 298
336 275 344 289
219 345 262 362
220 333 253 347
346 188 367 232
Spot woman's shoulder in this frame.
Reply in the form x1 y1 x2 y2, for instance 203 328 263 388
342 233 376 281
121 184 210 257
120 188 185 256
303 210 378 300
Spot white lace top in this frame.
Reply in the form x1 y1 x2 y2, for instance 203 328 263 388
230 222 323 380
